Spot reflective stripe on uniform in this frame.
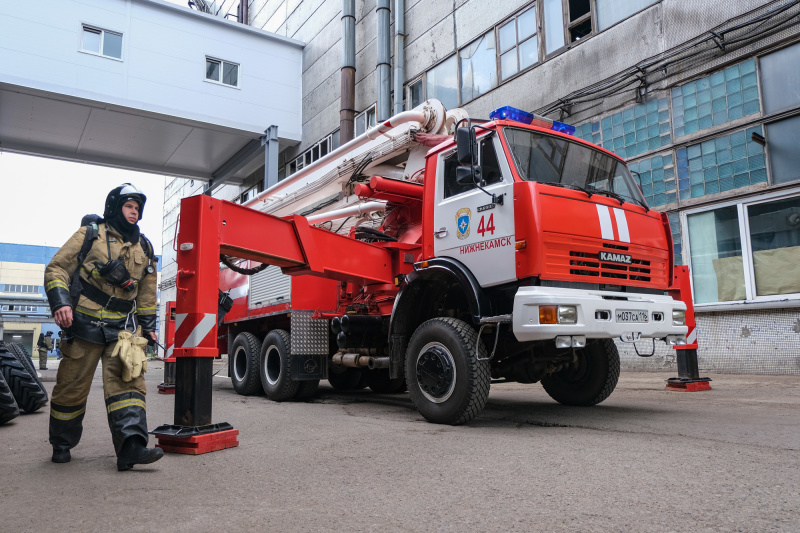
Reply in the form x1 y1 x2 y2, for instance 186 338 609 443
106 398 146 413
46 280 69 291
76 306 129 320
138 306 157 315
50 405 86 421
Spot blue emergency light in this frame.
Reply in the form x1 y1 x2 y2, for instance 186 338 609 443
489 105 576 136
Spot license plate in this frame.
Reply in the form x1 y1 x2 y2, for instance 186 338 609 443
616 310 649 323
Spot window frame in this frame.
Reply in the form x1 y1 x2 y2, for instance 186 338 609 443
681 185 800 310
355 105 377 137
205 56 240 88
80 24 123 60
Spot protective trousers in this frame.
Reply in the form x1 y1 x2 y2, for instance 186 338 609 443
38 348 48 370
49 337 149 457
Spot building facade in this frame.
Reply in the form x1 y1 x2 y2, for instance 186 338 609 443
162 0 800 374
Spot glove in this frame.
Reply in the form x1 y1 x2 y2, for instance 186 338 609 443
129 336 149 379
112 330 134 382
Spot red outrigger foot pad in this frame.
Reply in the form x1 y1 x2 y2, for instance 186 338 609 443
154 429 239 455
665 381 712 392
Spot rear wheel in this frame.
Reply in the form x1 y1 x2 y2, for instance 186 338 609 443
7 343 48 410
259 330 299 401
541 339 620 406
405 318 490 425
230 332 262 396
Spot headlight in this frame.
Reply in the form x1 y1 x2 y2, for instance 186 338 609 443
672 309 686 326
558 305 577 324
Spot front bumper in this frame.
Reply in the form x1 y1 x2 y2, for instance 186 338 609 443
512 286 688 342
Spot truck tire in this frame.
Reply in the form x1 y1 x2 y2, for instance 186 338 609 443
0 343 49 413
541 338 620 406
259 330 299 401
294 379 319 400
405 317 490 425
365 369 406 394
230 332 262 396
7 342 49 407
0 371 20 425
327 367 364 390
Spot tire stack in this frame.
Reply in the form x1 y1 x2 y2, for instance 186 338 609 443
0 341 49 425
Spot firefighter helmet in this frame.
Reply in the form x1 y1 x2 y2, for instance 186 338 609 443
104 183 147 221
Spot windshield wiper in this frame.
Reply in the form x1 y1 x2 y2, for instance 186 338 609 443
542 182 594 198
586 187 649 210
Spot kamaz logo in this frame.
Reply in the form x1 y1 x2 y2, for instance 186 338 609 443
599 251 632 264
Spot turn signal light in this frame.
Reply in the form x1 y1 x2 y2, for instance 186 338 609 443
515 240 527 250
539 305 558 324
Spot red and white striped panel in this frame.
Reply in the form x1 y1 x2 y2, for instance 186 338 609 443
174 313 217 349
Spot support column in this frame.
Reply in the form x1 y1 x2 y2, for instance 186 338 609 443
263 125 280 190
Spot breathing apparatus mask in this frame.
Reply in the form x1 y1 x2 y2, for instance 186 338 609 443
95 258 137 291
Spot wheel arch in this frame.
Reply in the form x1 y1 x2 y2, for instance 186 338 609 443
389 257 492 340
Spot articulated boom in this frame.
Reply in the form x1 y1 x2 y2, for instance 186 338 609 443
174 195 397 359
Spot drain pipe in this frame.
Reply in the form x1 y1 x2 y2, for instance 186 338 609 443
393 0 405 115
377 0 391 122
340 0 356 144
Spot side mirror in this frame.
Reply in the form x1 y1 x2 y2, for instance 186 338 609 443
456 165 481 186
456 126 477 166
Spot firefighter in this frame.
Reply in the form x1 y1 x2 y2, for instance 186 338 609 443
44 183 164 471
37 331 54 370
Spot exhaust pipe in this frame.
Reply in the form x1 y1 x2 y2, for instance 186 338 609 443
332 351 372 368
367 356 390 369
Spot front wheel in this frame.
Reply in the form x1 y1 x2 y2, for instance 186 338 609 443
405 318 490 425
541 339 620 406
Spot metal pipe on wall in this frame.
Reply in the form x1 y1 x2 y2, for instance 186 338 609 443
340 0 356 144
393 0 405 116
377 0 391 122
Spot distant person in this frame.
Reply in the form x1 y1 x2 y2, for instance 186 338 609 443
56 331 63 360
37 331 54 370
44 183 163 471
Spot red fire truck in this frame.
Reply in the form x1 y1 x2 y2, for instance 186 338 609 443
172 100 689 425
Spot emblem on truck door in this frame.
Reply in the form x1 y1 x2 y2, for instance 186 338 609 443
456 208 471 240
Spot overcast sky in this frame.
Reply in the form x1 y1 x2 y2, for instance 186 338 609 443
0 152 167 251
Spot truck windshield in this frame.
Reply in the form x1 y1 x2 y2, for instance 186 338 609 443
503 127 648 208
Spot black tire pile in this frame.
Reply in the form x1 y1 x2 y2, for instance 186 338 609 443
0 341 49 425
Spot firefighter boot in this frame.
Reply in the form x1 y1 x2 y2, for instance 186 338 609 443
116 436 165 471
106 392 163 471
49 402 87 463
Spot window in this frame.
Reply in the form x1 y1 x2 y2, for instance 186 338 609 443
2 284 39 293
766 115 800 185
566 0 593 42
543 0 566 54
499 7 538 81
406 78 423 110
672 59 760 138
81 25 122 59
503 127 646 206
426 56 459 110
685 192 800 305
240 185 260 203
285 135 333 177
206 57 239 87
442 137 504 199
596 0 658 32
628 152 676 208
1 305 38 313
760 42 800 115
355 105 377 137
676 125 766 200
459 31 498 102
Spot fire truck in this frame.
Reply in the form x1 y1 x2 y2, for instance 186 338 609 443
172 100 689 425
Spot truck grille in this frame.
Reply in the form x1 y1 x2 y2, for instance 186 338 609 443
569 246 652 282
542 235 669 288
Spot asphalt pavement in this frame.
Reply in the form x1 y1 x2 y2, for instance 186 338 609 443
1 359 798 532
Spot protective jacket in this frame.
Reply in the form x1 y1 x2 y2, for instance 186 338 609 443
45 223 157 345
